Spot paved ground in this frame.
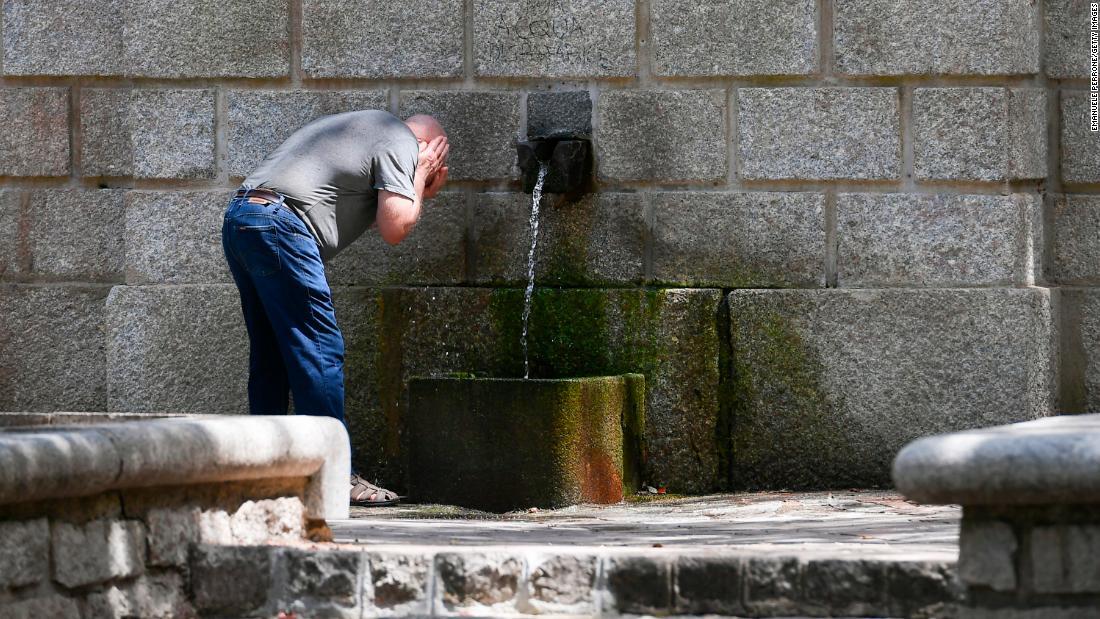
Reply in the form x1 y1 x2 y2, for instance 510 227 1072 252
332 490 959 561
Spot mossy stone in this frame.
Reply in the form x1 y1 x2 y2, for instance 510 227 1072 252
354 287 721 493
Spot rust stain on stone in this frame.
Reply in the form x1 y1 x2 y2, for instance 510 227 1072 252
580 449 623 504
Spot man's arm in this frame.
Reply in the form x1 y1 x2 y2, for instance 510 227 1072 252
376 189 420 246
376 136 448 246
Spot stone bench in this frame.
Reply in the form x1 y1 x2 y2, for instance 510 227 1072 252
893 414 1100 618
0 414 348 618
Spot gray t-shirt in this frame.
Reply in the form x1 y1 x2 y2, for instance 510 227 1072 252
242 109 419 262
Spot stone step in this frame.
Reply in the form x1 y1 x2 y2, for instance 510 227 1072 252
191 542 960 618
211 491 960 618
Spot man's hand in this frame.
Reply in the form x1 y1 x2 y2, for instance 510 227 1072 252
423 166 448 200
378 134 448 245
414 135 449 200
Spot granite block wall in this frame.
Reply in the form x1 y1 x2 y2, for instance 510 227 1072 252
0 0 1096 492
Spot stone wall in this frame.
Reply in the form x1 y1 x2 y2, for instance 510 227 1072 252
0 482 311 619
0 0 1096 492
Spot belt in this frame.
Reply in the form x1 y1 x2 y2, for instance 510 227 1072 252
234 187 285 205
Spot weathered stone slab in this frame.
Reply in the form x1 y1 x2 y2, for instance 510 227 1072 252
303 0 463 78
674 556 744 615
0 190 19 279
474 0 634 77
367 287 721 493
526 554 597 615
604 555 672 615
81 88 216 179
1049 195 1100 285
959 521 1016 589
961 607 1100 618
1061 91 1100 184
1069 290 1100 412
146 508 200 567
887 561 962 618
913 88 1046 181
598 89 726 182
228 90 389 178
837 193 1038 287
1046 0 1093 78
0 284 109 411
2 0 125 75
124 0 289 77
738 87 899 181
435 552 524 614
124 190 231 284
407 375 635 511
598 90 726 182
651 191 824 287
84 573 191 619
279 548 363 617
192 545 273 615
125 89 215 180
366 552 431 616
729 288 1054 488
527 91 592 139
80 88 132 177
106 284 248 414
0 519 47 588
0 596 80 619
52 518 145 588
651 0 816 76
324 192 465 286
803 559 888 616
399 91 519 181
743 556 803 616
230 497 305 544
27 189 124 281
834 0 1039 75
471 192 645 286
0 88 69 177
1028 525 1100 593
329 287 384 478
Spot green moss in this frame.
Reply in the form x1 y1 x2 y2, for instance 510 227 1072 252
487 288 525 375
442 371 480 379
729 308 857 489
623 491 690 504
616 288 666 376
484 288 671 486
621 373 647 492
532 289 613 376
486 287 675 380
488 287 614 378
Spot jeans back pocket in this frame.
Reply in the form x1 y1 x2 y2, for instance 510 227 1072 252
232 221 280 277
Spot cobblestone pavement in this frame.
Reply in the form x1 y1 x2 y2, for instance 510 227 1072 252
333 490 959 561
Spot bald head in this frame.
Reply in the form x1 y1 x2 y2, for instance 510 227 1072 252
404 114 446 143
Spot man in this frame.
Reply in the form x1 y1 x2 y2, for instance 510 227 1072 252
221 110 449 506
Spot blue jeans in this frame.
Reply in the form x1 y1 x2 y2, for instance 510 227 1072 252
221 188 348 432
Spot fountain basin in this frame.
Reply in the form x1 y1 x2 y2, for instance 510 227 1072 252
407 374 645 512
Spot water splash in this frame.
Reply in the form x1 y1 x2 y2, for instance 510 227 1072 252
522 161 549 380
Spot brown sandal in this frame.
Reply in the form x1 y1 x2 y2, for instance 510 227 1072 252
350 474 405 507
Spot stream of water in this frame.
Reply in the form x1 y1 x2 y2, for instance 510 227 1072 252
521 161 549 380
